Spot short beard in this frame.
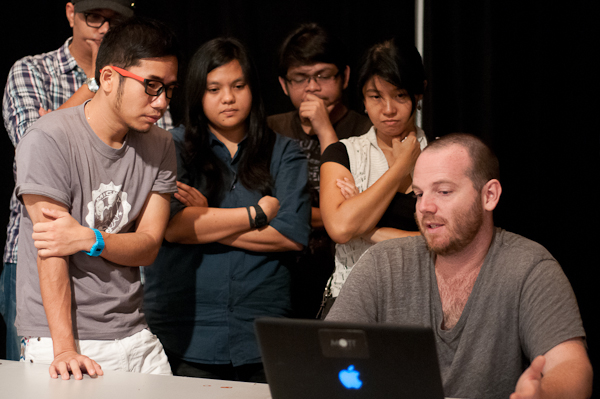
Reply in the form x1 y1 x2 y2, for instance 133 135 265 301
417 193 484 256
114 77 153 134
128 127 147 135
115 75 125 111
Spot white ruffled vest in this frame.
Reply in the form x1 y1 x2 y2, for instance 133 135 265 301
327 126 427 297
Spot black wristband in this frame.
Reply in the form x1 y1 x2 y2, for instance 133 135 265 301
246 206 255 228
253 204 268 228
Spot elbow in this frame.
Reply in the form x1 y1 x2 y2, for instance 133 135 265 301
322 209 361 244
285 241 304 252
138 242 162 266
163 213 190 244
324 223 357 244
273 234 304 252
329 233 352 245
163 227 177 243
136 230 166 266
139 256 158 267
163 218 205 244
164 223 187 244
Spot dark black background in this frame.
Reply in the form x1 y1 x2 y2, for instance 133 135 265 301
1 0 597 390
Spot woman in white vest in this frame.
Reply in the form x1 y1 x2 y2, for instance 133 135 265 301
318 39 427 316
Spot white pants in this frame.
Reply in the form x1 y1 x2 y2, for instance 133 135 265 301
22 329 172 375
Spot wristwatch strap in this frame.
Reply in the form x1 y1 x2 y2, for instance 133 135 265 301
246 206 255 228
84 228 105 257
253 204 268 228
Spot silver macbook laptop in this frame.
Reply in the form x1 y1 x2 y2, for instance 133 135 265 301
255 318 445 399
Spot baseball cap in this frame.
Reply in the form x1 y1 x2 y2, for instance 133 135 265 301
72 0 135 18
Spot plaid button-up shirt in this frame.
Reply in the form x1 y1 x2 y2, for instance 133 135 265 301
2 38 83 263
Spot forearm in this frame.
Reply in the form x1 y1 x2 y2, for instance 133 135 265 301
512 339 593 399
99 231 163 266
541 339 592 399
9 84 91 135
5 100 40 147
218 226 303 252
5 64 90 142
321 164 406 243
99 192 171 266
4 65 44 146
37 255 77 355
37 255 103 380
538 357 593 399
362 227 420 244
28 192 171 267
164 206 252 245
315 126 338 154
56 85 95 111
41 223 165 267
25 196 77 353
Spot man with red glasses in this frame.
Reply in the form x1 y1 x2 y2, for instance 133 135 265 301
1 0 143 361
13 17 179 379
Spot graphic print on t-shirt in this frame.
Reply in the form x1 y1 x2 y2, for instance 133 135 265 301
85 182 131 233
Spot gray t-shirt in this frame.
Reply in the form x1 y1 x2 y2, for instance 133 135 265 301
326 228 585 399
15 103 177 340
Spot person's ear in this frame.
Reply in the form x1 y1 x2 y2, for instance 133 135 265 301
482 179 502 211
342 65 350 90
66 2 76 28
99 67 117 94
278 76 290 97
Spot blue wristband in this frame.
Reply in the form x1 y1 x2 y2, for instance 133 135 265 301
84 228 105 257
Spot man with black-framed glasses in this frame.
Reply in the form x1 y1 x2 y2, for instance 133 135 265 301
0 0 144 362
13 17 180 379
267 23 372 319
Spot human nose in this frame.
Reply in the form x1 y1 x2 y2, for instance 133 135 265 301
382 99 397 116
417 193 436 214
151 90 169 109
305 76 321 92
222 88 235 103
98 20 110 34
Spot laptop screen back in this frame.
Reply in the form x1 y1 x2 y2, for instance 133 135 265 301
255 318 445 399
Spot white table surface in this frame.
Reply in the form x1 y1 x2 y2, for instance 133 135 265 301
0 360 273 399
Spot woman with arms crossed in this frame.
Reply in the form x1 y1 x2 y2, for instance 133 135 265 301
319 39 427 314
143 38 310 382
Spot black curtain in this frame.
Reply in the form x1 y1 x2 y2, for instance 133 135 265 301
426 0 598 389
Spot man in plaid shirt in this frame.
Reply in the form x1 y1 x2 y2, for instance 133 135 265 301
1 0 174 361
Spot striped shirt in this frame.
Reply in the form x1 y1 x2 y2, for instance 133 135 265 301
2 37 173 263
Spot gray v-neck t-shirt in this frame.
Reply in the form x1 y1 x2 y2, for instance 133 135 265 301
326 228 585 399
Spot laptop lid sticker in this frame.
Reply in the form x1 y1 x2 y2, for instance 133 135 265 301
318 329 369 359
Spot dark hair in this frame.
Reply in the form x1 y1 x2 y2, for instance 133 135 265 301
182 37 275 200
425 133 500 191
95 17 180 82
278 23 349 78
357 39 425 115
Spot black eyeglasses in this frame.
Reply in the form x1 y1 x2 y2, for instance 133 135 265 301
83 12 126 29
285 71 341 88
108 66 178 99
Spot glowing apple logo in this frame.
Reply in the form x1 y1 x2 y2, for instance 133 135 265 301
338 365 363 389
